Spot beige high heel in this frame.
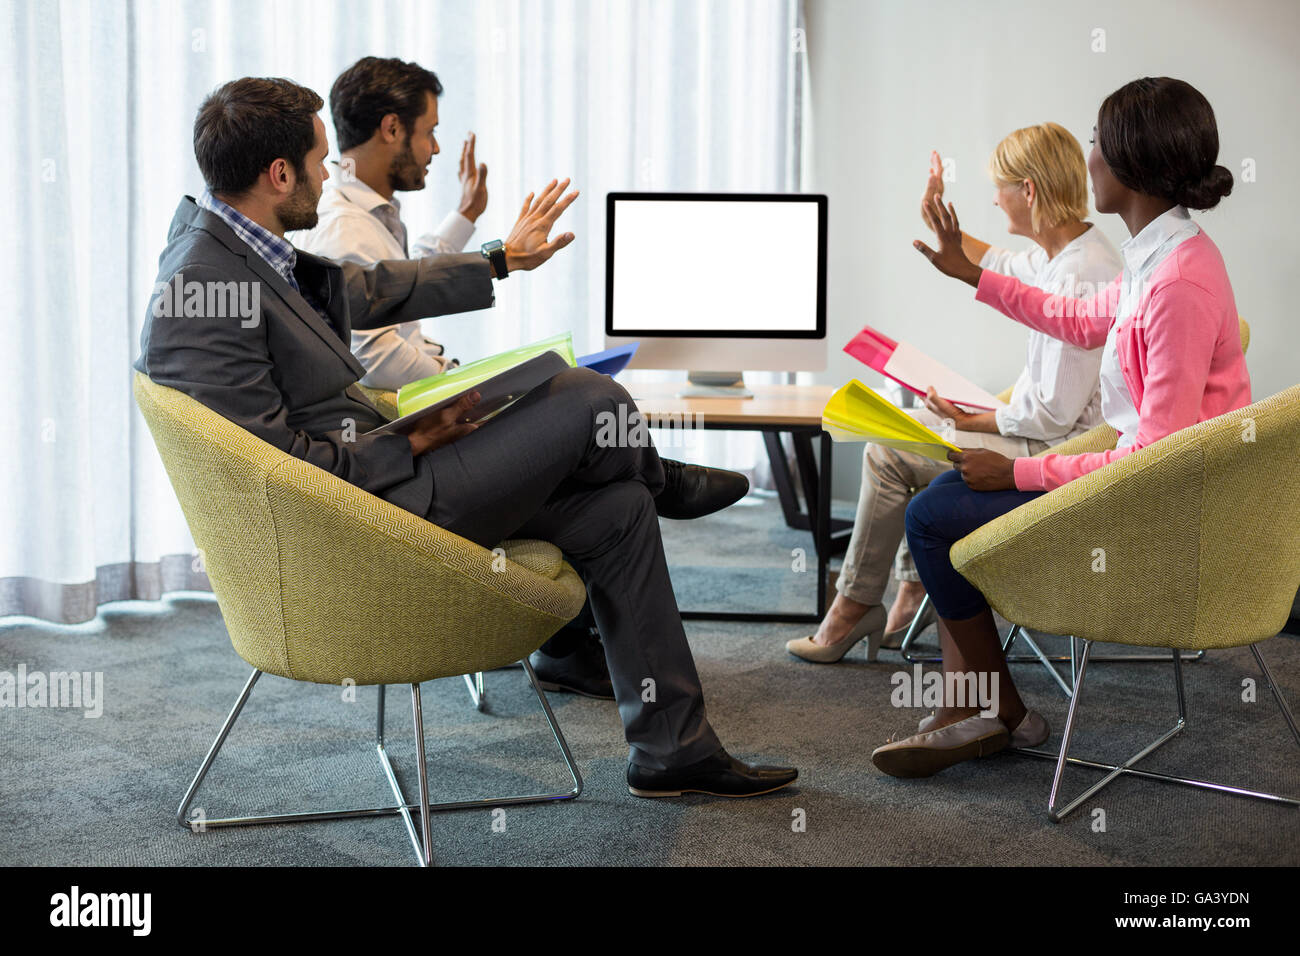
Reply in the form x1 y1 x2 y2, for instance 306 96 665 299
786 604 889 663
882 599 937 649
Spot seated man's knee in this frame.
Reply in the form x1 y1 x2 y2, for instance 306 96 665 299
554 365 629 407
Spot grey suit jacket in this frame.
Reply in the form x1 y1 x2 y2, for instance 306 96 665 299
135 196 495 515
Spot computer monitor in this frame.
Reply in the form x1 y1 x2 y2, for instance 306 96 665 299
604 192 827 397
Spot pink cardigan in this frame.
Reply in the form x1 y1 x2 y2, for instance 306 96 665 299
974 231 1252 492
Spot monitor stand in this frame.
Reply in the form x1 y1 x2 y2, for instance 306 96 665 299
676 371 754 400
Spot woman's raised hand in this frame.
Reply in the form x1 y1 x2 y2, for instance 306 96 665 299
914 194 982 287
921 149 944 231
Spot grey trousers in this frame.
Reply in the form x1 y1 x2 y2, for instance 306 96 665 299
421 366 722 771
837 406 1050 604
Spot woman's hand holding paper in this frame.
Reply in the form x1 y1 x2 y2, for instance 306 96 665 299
923 386 971 427
946 448 1017 491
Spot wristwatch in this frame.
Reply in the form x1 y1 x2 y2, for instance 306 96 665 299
481 239 507 279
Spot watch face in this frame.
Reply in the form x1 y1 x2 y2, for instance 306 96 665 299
482 240 504 253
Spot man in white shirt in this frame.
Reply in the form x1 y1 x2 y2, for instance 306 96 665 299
292 56 490 388
294 56 617 699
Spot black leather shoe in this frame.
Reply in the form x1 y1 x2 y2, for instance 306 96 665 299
627 748 798 798
654 459 749 520
529 631 615 700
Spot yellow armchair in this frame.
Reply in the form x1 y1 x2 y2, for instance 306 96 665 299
133 372 587 864
950 383 1300 820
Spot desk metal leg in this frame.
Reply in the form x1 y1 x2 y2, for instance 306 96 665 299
763 431 804 530
816 433 831 617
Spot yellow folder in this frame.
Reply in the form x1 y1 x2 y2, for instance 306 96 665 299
822 379 962 463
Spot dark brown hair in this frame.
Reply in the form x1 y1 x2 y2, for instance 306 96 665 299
194 77 324 196
329 56 444 152
1096 77 1233 210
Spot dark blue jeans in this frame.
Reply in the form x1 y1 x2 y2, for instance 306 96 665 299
904 469 1045 620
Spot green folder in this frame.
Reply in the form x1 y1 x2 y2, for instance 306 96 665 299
396 332 576 417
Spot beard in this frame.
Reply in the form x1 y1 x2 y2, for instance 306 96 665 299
277 175 321 231
387 134 427 193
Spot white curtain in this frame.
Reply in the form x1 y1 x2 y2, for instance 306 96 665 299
0 0 805 624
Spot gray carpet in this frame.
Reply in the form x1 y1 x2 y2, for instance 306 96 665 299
2 492 1297 866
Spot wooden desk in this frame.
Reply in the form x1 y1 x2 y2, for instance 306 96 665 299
627 382 849 623
623 382 834 427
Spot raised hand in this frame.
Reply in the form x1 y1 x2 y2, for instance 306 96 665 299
504 177 579 272
914 194 981 287
458 133 488 223
921 149 945 232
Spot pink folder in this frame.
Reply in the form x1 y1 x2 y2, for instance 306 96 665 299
843 324 1004 411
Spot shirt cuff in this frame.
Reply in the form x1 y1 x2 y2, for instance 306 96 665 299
434 210 476 252
1012 455 1046 492
993 404 1014 437
974 267 1013 308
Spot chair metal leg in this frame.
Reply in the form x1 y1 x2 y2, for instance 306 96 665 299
176 664 583 866
411 684 434 866
1002 624 1019 652
899 593 1205 675
898 593 934 663
1252 643 1300 748
1012 641 1300 822
462 671 486 711
1014 629 1075 699
900 596 1056 673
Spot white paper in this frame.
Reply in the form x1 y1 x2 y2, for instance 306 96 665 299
882 341 1008 411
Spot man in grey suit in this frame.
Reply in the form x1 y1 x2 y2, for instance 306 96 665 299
135 77 797 798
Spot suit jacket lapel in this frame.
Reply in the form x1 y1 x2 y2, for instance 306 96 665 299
180 198 365 377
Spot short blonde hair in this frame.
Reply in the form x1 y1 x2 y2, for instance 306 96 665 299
987 122 1089 234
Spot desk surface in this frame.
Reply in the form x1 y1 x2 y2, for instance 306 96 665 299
624 381 835 427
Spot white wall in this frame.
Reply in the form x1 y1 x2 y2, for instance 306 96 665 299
804 0 1300 498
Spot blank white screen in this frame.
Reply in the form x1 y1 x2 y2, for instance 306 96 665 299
610 199 820 333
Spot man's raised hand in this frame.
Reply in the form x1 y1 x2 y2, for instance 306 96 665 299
458 133 488 223
503 178 579 273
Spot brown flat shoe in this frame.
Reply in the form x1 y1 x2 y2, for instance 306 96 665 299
871 714 1009 778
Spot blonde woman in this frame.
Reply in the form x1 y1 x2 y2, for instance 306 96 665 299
788 123 1122 665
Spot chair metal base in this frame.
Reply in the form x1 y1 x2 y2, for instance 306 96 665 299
1011 640 1300 821
176 659 582 866
463 671 486 711
896 592 1206 697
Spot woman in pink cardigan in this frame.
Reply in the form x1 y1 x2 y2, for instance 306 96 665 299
871 77 1252 779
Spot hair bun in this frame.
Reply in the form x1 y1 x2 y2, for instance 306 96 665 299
1176 164 1234 210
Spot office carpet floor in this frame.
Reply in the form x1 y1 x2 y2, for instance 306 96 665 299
2 492 1298 867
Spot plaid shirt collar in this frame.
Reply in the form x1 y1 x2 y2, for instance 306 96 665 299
197 189 299 289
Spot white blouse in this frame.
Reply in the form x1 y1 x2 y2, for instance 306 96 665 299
1100 206 1201 449
980 224 1123 443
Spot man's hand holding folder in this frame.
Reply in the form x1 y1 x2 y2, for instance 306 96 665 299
406 390 482 456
